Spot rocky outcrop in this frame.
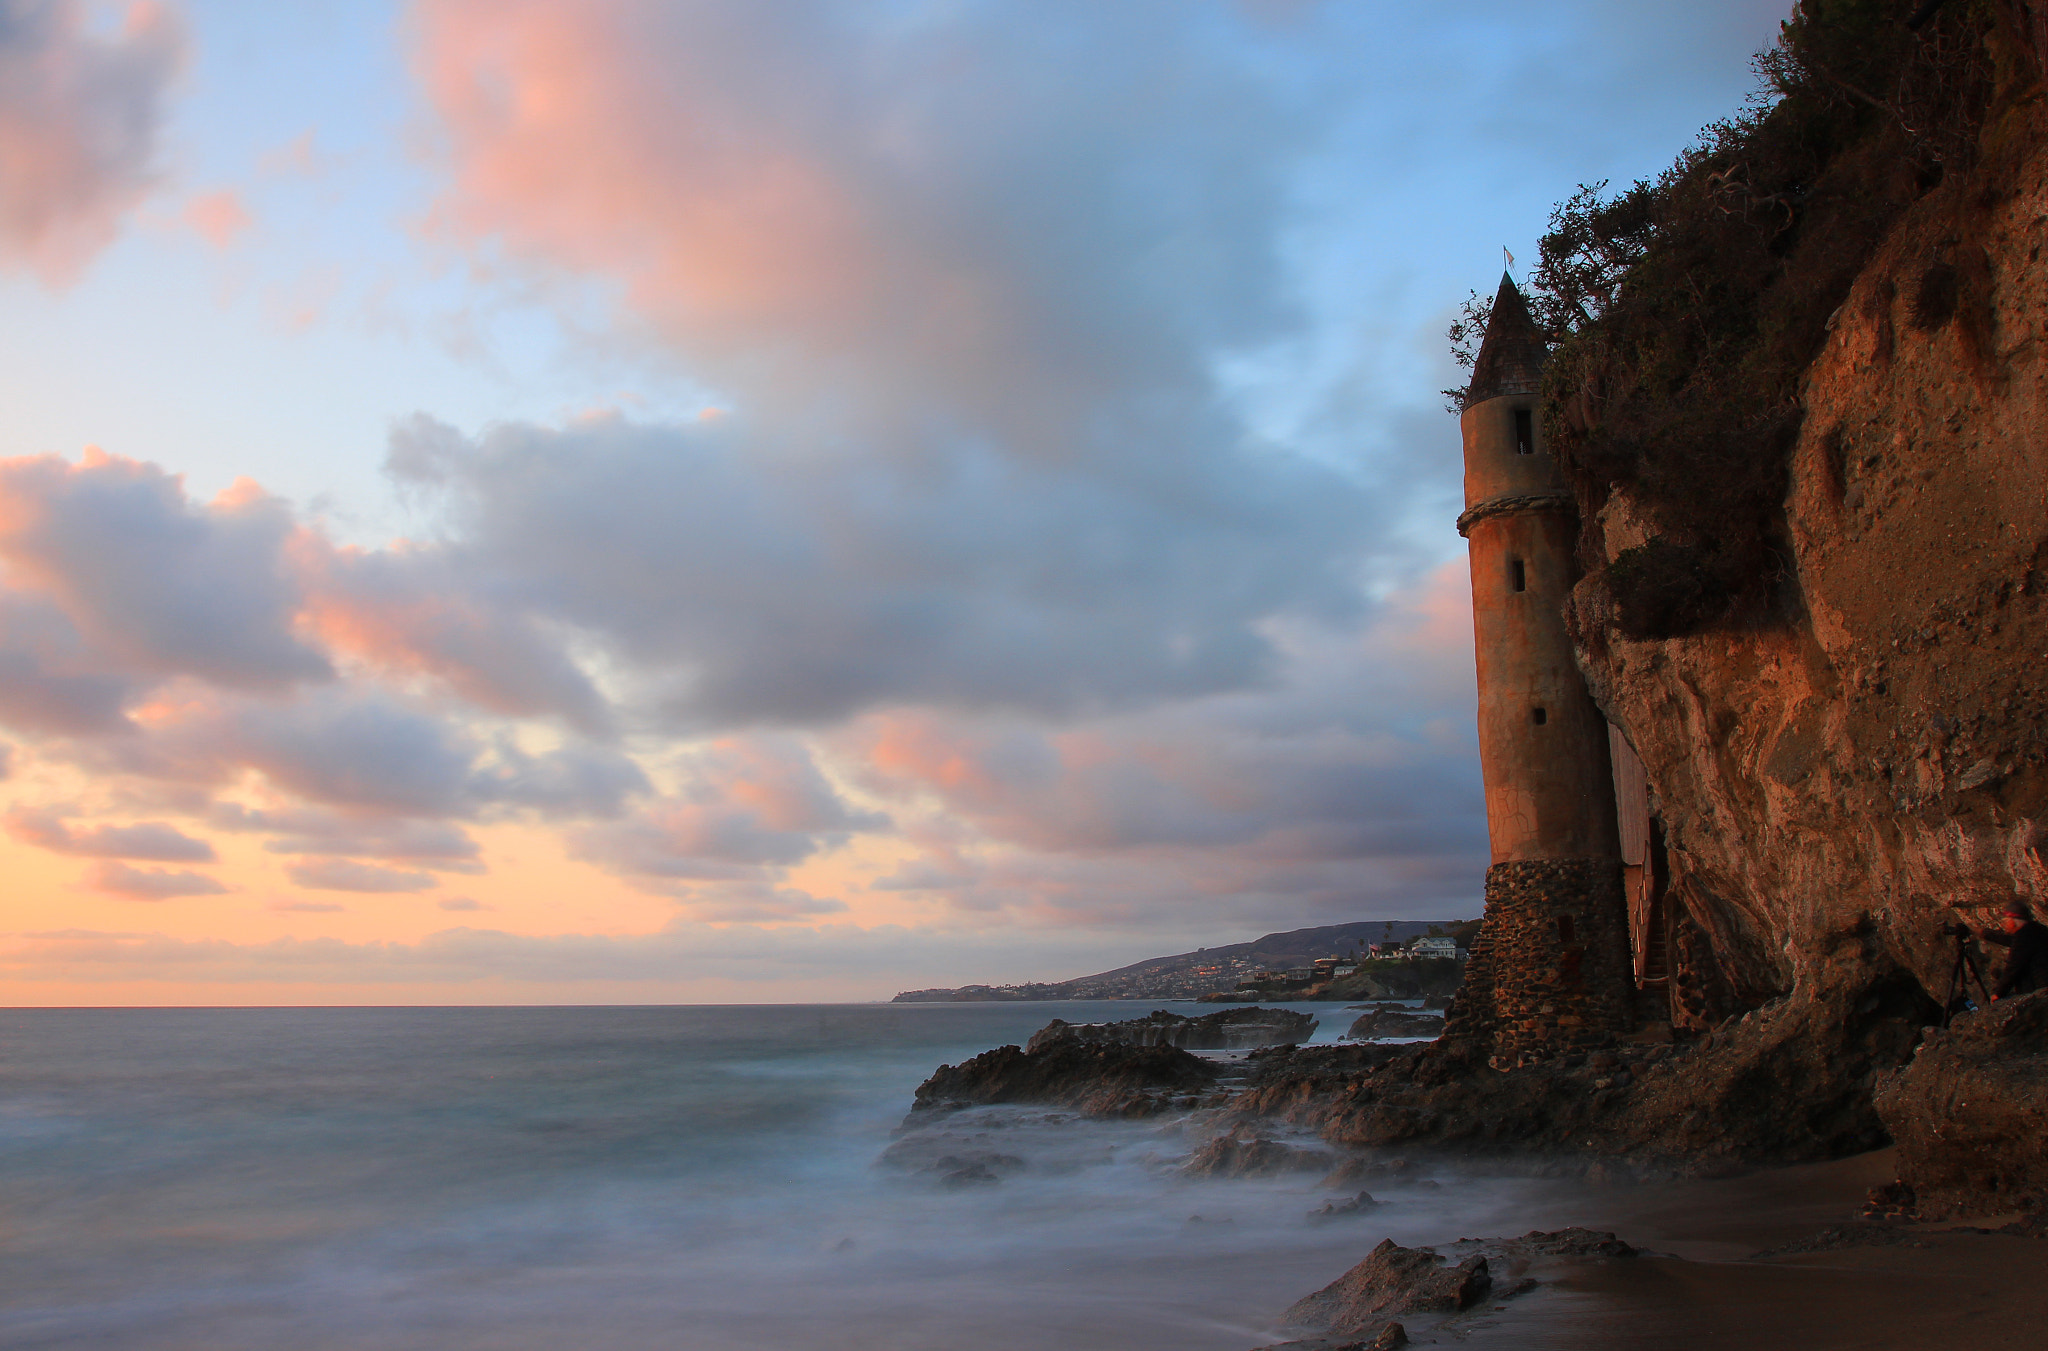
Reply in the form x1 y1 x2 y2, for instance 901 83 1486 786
1026 1007 1317 1054
909 1038 1219 1118
1874 990 2048 1216
1234 953 1935 1166
1282 1239 1492 1339
1343 1009 1443 1041
1179 1129 1335 1178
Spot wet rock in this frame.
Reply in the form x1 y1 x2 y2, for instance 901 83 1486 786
1026 1007 1318 1054
1182 1130 1336 1178
1497 1227 1636 1258
1355 1325 1406 1351
1874 990 2048 1215
1233 960 1938 1168
1308 1190 1379 1221
1283 1239 1492 1337
1344 1010 1445 1041
911 1039 1220 1118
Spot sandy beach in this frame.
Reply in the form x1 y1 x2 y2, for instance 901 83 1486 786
1430 1151 2046 1351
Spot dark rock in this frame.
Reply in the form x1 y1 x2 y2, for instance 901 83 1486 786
1344 1010 1445 1041
1309 1190 1380 1221
874 1134 1027 1177
1025 1006 1317 1054
1182 1130 1336 1178
1232 959 1939 1168
1502 1227 1636 1258
911 1038 1220 1118
1284 1239 1492 1337
1874 990 2048 1216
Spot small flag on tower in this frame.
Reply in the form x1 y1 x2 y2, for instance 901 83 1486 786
1504 246 1516 272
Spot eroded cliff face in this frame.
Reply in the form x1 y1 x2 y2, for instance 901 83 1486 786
1569 97 2048 1027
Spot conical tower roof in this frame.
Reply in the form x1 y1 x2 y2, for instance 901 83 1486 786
1464 273 1547 405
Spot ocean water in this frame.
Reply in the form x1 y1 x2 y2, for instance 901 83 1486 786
0 1003 1549 1351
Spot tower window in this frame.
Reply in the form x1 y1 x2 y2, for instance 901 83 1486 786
1532 706 1547 725
1510 559 1526 593
1556 914 1577 943
1513 409 1535 455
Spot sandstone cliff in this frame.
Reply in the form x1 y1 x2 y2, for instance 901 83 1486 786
1569 91 2048 1027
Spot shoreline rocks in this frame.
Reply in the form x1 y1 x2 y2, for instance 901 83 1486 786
1343 1009 1444 1041
1026 1006 1317 1054
910 1038 1221 1118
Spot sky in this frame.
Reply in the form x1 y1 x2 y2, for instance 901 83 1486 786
0 0 1790 1005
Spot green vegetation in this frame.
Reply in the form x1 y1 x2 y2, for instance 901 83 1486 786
1453 1 2045 638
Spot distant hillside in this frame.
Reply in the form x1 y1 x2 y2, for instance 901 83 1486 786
891 919 1472 1002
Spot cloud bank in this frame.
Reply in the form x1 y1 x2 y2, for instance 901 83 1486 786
0 0 185 283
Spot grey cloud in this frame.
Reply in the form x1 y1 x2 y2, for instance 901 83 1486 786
284 858 438 893
81 859 229 900
0 0 186 283
388 412 1369 728
466 737 648 818
0 453 330 690
400 0 1413 732
567 736 882 889
301 540 612 734
834 570 1490 928
209 803 483 866
0 593 140 734
6 808 216 861
211 691 477 816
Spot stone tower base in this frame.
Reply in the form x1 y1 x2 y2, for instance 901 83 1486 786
1441 857 1633 1068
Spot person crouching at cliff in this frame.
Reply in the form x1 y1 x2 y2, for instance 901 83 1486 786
1979 900 2048 1001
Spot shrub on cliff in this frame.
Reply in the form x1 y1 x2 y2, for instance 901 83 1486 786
1454 0 2043 636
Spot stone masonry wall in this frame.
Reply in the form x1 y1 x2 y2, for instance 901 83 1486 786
1466 857 1633 1067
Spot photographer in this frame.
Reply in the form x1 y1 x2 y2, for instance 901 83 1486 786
1979 900 2048 1001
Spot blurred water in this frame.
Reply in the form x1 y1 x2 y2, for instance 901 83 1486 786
0 1003 1538 1350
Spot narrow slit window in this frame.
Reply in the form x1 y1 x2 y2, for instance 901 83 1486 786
1556 914 1577 944
1513 408 1535 455
1510 559 1527 593
1532 706 1547 725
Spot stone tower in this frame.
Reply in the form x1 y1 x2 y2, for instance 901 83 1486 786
1446 275 1634 1065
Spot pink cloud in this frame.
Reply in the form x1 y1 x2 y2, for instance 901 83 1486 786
82 859 229 900
182 188 250 247
294 535 609 732
0 0 187 283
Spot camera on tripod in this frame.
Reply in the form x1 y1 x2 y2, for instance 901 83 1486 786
1937 912 1991 1024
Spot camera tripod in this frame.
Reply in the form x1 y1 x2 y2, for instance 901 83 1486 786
1940 926 1992 1027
